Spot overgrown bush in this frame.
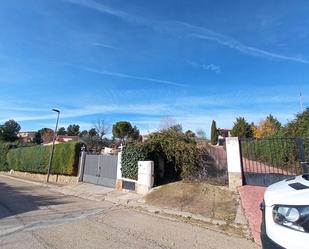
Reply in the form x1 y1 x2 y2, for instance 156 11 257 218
6 142 83 175
121 143 146 180
143 128 199 179
0 143 18 171
121 129 213 182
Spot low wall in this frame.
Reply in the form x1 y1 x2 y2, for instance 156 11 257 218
1 170 78 184
116 158 154 195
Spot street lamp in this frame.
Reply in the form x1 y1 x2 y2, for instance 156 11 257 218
46 109 60 182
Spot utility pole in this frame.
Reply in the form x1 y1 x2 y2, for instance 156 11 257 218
46 109 60 183
300 92 304 112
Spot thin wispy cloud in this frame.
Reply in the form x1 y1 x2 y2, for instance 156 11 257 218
0 103 171 123
91 42 118 50
59 63 188 87
1 90 300 124
64 0 309 64
190 32 309 64
64 0 143 23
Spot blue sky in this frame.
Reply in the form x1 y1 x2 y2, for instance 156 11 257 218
1 0 309 136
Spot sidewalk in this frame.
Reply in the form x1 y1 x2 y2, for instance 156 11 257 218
0 173 142 205
54 182 142 205
238 185 266 246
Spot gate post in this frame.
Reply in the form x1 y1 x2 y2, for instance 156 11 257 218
226 137 243 191
78 147 86 182
115 151 123 190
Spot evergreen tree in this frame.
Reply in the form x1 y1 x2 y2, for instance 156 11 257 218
57 127 66 135
231 117 253 138
210 120 218 145
281 108 309 137
33 131 43 144
67 124 80 136
0 120 21 142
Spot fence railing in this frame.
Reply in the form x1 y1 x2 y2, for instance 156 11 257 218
239 137 309 175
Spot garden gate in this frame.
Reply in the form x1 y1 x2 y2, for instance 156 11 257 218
82 154 118 188
239 137 309 187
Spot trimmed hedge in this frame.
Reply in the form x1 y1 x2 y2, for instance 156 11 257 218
6 142 83 176
0 143 18 171
121 143 146 180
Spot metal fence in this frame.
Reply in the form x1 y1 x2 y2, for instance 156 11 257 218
240 137 309 186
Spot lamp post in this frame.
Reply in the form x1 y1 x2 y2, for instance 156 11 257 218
46 109 60 183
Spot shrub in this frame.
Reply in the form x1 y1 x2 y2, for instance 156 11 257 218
121 129 209 182
0 143 18 171
6 142 83 175
121 143 146 180
143 128 199 179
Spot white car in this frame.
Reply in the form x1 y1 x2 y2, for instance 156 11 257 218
261 174 309 249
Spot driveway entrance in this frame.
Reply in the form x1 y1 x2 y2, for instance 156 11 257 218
239 137 308 187
82 154 118 188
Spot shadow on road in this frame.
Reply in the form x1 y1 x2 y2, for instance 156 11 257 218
0 181 70 219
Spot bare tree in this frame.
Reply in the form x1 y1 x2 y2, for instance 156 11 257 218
158 116 177 130
94 119 110 139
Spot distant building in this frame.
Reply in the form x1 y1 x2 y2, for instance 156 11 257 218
217 128 231 146
43 135 80 146
18 132 36 143
56 135 79 143
217 128 231 138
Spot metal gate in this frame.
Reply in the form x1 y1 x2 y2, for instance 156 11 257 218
82 154 118 188
240 138 309 187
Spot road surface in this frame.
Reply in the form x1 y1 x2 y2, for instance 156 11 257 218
0 176 259 249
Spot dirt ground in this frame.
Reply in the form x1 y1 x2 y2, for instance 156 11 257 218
145 181 238 223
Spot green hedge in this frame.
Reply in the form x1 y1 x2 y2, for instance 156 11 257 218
6 142 83 175
0 143 18 171
121 143 146 180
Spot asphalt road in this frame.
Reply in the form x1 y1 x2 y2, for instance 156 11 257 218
0 176 259 249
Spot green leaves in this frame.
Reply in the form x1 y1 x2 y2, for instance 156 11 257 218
67 124 80 136
6 142 83 175
121 143 146 180
0 120 21 142
210 120 218 145
0 143 18 171
112 121 133 140
231 117 253 138
112 121 140 142
143 128 199 179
